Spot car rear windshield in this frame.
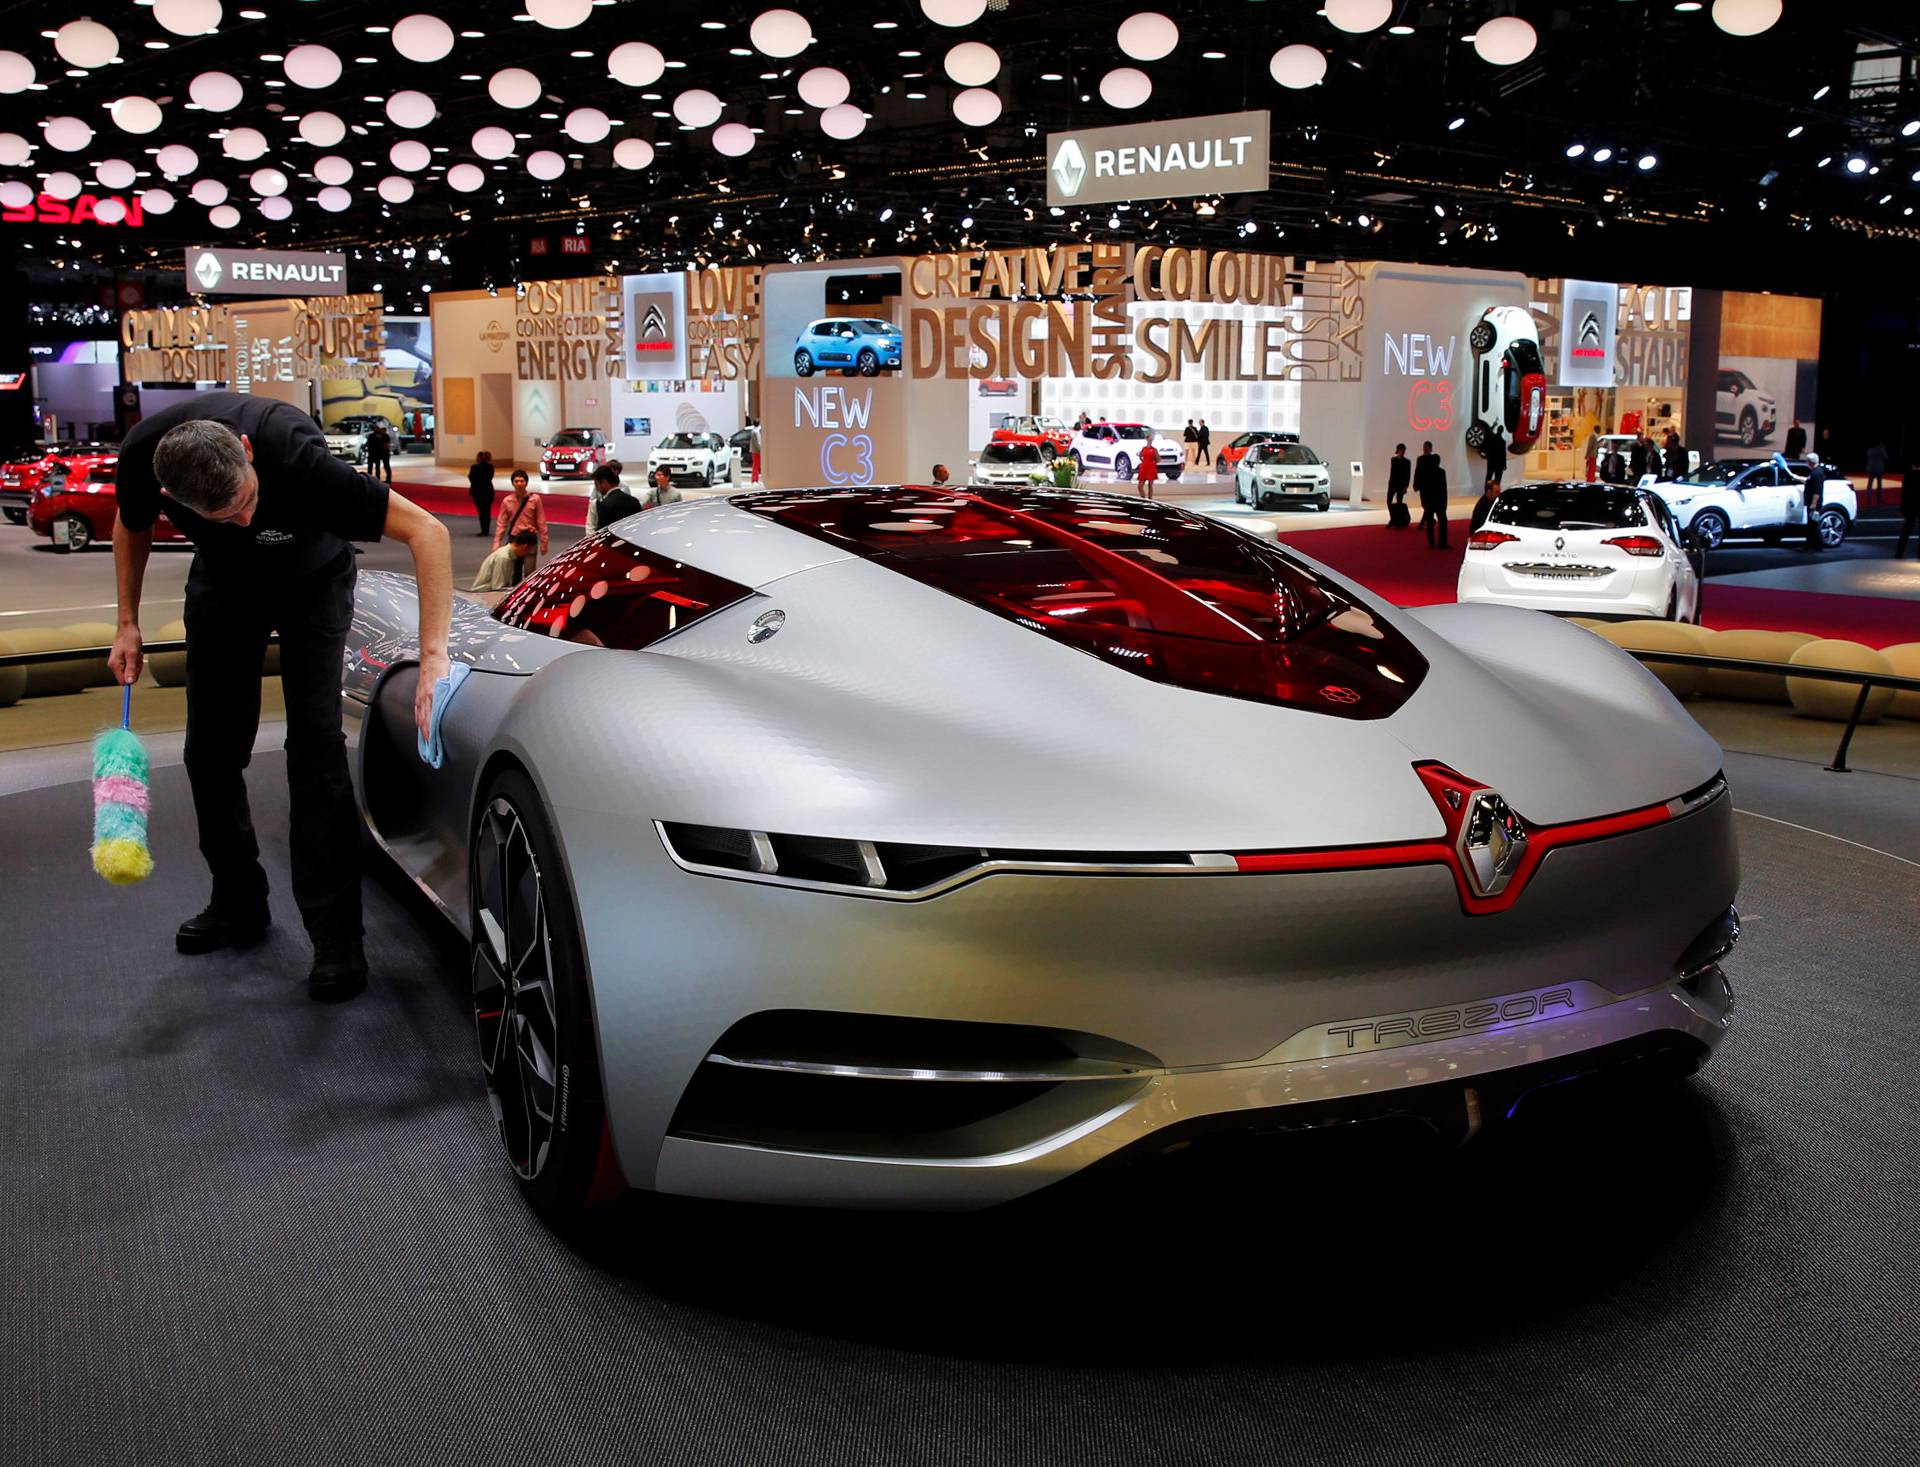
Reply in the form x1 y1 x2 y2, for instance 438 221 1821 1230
1250 445 1322 466
981 443 1042 463
492 530 752 648
1490 485 1646 530
550 432 595 448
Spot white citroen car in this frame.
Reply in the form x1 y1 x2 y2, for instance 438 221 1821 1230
1234 441 1333 512
1459 481 1699 622
1646 458 1856 550
647 432 732 488
972 441 1053 486
1068 422 1185 481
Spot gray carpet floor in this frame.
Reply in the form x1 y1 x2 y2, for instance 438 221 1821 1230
2 754 1915 1466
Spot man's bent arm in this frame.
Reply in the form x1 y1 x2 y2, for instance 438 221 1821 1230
109 516 154 686
382 491 454 741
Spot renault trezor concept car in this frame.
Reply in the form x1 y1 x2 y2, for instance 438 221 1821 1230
343 486 1739 1221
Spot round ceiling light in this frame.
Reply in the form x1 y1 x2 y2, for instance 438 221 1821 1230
189 177 228 206
284 45 344 90
1099 67 1152 109
488 68 542 109
526 149 567 180
156 0 222 39
0 52 36 96
189 72 244 112
93 196 127 224
1324 0 1393 33
952 87 1001 127
142 186 176 214
96 159 137 189
387 90 436 128
0 181 35 210
54 21 119 71
612 136 655 170
259 194 293 221
749 10 813 59
921 0 986 26
42 117 94 153
392 14 455 63
447 161 486 191
672 89 723 127
43 172 84 201
221 127 268 161
249 166 287 196
713 122 756 156
378 175 414 203
1711 0 1782 35
796 66 849 109
527 0 593 28
1473 16 1537 65
208 203 240 229
390 140 431 171
1269 43 1328 89
472 127 516 159
110 96 164 135
564 106 611 143
316 185 351 212
1117 13 1179 62
156 144 199 176
0 134 30 168
608 41 666 88
944 42 1000 86
297 112 345 148
820 103 866 140
313 155 353 185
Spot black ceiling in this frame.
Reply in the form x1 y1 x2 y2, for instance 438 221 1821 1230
6 0 1920 309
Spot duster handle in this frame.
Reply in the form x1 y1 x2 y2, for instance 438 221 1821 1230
121 681 131 731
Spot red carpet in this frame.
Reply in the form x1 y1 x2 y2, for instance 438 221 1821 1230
1280 520 1914 649
394 478 591 527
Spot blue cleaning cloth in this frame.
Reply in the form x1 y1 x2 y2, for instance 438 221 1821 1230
416 661 473 769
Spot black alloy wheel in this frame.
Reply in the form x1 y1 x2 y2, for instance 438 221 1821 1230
1739 411 1758 447
1818 507 1848 547
1464 422 1488 450
1114 453 1132 480
857 348 879 376
1469 321 1496 353
794 349 815 377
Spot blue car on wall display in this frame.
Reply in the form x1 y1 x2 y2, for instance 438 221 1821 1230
793 318 904 377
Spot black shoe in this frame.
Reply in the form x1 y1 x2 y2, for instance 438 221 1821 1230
308 945 369 1003
176 903 270 955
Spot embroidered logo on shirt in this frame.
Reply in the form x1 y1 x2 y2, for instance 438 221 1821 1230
254 529 294 546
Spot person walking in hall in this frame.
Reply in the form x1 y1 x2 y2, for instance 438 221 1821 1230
1414 440 1449 549
1385 442 1411 528
1627 434 1650 485
1196 418 1212 468
589 460 641 529
466 449 495 536
1783 418 1807 460
1136 439 1160 500
1483 427 1507 492
1864 439 1887 503
1470 476 1501 533
1898 452 1920 558
107 391 453 1002
1664 430 1689 482
1183 419 1198 472
364 422 393 485
1800 449 1828 553
491 468 548 584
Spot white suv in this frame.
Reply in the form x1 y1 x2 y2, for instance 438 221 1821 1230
647 432 731 487
1715 370 1778 448
1646 458 1857 549
1067 422 1184 480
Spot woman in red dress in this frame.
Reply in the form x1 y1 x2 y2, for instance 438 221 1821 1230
1136 441 1159 500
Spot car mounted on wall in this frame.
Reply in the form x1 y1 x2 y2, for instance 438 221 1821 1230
647 431 732 488
1458 481 1699 622
1234 440 1333 511
27 454 185 553
1067 422 1185 481
990 415 1074 457
541 428 611 480
340 483 1739 1225
1715 369 1779 448
1645 457 1857 550
792 318 904 377
1466 306 1547 455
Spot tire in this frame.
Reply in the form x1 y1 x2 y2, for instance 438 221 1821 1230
706 459 721 487
1689 508 1730 551
1664 589 1679 622
2 507 24 525
1234 477 1247 506
1818 507 1848 547
470 768 609 1224
1318 495 1331 512
1469 321 1496 353
1114 453 1132 480
58 514 92 552
794 349 815 377
857 348 879 376
1464 422 1488 450
1069 451 1083 474
1739 410 1758 447
1162 464 1181 481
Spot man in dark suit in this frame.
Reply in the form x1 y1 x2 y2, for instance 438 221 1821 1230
1483 428 1507 490
1627 436 1649 485
1385 443 1411 528
1414 440 1448 549
1783 420 1807 460
1800 451 1827 552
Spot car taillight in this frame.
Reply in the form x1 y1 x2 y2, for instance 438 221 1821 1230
1602 535 1665 557
1467 530 1518 550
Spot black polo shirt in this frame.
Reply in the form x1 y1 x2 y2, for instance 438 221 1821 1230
116 392 390 577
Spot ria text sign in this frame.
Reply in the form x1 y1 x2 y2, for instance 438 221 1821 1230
184 247 349 297
1046 110 1269 207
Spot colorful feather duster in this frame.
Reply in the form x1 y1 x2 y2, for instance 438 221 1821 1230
92 683 154 885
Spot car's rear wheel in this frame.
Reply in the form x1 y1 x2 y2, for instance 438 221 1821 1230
857 348 879 376
1464 422 1488 450
1738 410 1758 447
57 514 92 552
1469 321 1496 353
794 349 815 377
2 507 23 525
1818 507 1849 546
470 768 609 1223
1689 508 1730 550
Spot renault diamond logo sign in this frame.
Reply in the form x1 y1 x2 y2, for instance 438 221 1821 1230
181 246 348 297
192 250 224 291
1051 138 1088 198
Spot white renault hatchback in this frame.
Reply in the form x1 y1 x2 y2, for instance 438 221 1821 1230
1459 481 1699 622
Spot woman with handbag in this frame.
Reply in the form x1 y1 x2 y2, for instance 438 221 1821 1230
490 469 549 583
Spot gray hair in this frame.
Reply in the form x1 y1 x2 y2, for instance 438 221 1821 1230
152 420 249 514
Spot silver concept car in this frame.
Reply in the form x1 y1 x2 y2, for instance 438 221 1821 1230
343 486 1739 1220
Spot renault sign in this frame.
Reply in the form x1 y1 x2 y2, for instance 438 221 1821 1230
183 246 349 297
1045 110 1269 207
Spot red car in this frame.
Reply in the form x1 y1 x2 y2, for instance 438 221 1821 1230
1216 430 1295 476
28 455 183 552
1 448 60 524
990 414 1073 457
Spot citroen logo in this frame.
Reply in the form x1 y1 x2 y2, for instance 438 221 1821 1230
192 251 224 291
1051 137 1087 198
1578 310 1602 346
638 303 668 341
1458 789 1529 898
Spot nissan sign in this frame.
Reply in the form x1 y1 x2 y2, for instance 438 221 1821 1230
183 247 349 297
1045 110 1269 207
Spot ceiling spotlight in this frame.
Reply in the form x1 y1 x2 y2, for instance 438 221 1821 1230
1432 203 1446 217
1816 155 1831 167
1845 155 1868 174
1787 124 1803 138
1812 84 1830 100
879 205 892 220
1636 153 1657 170
1106 213 1119 229
1566 142 1586 158
1447 116 1466 131
1592 146 1613 163
1356 213 1371 227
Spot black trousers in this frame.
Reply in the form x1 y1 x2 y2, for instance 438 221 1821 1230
367 452 391 484
183 550 361 950
1421 499 1449 547
469 490 492 533
1898 511 1918 557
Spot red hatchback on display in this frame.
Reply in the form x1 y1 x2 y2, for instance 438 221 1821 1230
27 455 183 552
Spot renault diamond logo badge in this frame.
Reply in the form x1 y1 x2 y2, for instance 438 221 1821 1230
1051 138 1087 198
1458 789 1529 898
192 251 224 291
1555 535 1565 551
